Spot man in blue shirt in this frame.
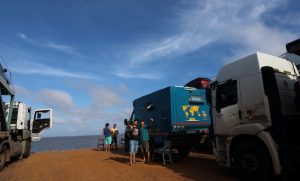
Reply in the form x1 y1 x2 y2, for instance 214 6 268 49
140 118 154 163
103 123 112 152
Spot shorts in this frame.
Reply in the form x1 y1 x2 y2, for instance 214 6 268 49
141 141 150 153
129 140 139 154
105 136 112 144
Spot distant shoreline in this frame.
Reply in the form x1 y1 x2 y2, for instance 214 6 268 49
32 134 125 152
32 147 98 153
43 134 125 138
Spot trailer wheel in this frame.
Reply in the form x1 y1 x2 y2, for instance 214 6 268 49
23 141 31 158
0 146 7 171
233 141 272 181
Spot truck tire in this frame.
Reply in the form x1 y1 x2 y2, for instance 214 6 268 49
233 142 272 181
178 147 191 157
0 146 7 171
23 141 31 158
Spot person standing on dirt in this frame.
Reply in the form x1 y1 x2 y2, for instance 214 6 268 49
129 119 139 166
124 119 131 152
140 119 154 163
103 123 112 152
110 124 119 149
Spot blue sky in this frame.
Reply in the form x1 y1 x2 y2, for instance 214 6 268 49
0 0 299 137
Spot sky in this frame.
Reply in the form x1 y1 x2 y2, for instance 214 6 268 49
0 0 299 137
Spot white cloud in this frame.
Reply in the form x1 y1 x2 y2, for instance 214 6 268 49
17 33 82 56
88 85 125 109
224 22 295 62
11 60 97 79
34 84 128 129
129 32 214 66
36 89 75 109
18 33 27 40
271 12 300 27
120 0 298 69
44 42 80 56
114 70 162 80
119 83 128 93
13 84 29 97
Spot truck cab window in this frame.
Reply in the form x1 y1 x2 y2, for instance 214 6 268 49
34 110 50 120
11 108 18 124
216 80 238 110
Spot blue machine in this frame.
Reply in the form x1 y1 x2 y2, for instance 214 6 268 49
131 86 211 155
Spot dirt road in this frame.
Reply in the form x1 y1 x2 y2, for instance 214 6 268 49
0 149 236 181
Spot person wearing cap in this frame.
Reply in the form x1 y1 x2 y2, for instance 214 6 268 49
129 119 139 165
103 123 112 152
140 118 154 163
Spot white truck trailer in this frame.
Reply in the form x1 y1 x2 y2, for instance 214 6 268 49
0 65 52 170
210 44 300 180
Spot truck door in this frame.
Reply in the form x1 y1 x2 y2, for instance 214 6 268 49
213 79 240 135
31 109 52 141
238 74 268 123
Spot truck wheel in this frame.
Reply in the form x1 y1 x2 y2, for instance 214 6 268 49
178 147 191 157
23 141 31 158
233 142 272 181
0 146 7 171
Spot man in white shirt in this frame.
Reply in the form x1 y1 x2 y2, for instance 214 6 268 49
110 124 119 149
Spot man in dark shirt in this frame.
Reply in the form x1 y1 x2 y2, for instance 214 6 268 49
124 119 131 152
129 119 139 166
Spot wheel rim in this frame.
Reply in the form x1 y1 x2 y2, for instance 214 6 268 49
238 152 259 173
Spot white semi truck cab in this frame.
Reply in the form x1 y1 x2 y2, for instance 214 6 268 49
0 63 53 170
7 102 53 141
210 52 300 180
